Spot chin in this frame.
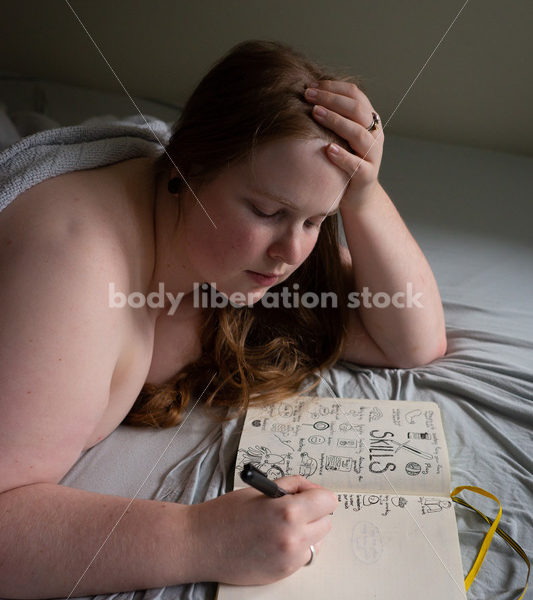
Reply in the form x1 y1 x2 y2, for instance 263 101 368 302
210 283 264 308
235 289 265 307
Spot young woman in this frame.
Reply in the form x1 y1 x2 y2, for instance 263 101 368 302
0 40 446 597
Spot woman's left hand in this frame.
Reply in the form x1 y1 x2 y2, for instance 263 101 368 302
304 80 384 204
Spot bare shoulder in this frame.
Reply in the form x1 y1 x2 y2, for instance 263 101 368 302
0 157 155 246
0 175 140 494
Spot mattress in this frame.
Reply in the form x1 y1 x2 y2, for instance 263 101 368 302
1 74 531 600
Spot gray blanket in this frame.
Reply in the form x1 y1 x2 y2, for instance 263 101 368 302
0 115 170 211
1 119 531 600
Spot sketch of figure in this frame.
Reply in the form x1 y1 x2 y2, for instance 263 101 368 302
236 445 287 476
299 452 318 477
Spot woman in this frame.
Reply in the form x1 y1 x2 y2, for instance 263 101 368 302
0 40 446 597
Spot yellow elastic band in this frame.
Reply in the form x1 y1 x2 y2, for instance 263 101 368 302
450 485 502 591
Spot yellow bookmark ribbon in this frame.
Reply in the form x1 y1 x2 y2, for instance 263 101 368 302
451 485 530 599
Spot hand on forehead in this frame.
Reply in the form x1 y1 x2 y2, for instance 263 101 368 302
245 138 348 216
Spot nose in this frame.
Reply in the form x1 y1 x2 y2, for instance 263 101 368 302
267 226 311 266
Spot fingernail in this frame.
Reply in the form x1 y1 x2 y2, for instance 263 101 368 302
305 87 318 98
329 143 340 154
308 81 319 88
314 106 327 117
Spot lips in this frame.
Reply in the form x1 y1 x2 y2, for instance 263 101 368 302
246 270 283 286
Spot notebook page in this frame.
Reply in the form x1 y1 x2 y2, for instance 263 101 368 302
234 397 451 496
217 492 466 600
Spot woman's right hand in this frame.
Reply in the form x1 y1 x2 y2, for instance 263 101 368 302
187 475 338 585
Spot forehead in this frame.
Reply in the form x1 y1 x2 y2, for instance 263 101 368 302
237 138 347 212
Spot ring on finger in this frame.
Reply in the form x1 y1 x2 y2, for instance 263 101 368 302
366 111 381 131
305 544 316 566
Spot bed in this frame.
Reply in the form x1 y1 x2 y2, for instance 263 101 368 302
1 74 531 600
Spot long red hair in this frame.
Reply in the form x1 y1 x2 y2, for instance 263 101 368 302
124 40 359 427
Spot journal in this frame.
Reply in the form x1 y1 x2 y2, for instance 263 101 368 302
217 396 466 600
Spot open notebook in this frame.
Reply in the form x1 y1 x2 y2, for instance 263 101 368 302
217 396 466 599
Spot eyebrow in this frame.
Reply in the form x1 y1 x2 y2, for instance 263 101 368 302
248 184 340 217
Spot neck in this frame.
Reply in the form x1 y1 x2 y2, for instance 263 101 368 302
146 170 197 317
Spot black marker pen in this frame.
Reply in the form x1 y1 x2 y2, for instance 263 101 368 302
240 463 291 498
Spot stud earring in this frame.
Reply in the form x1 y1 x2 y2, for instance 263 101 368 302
168 177 181 194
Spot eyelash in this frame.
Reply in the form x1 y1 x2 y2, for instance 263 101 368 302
251 205 320 229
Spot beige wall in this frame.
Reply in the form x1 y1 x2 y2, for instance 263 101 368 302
1 0 532 156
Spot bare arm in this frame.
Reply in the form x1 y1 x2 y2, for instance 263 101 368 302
0 474 336 598
0 485 198 598
340 183 447 367
304 80 446 367
0 209 336 598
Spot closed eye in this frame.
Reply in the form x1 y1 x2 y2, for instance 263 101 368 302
250 203 321 229
251 205 280 218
